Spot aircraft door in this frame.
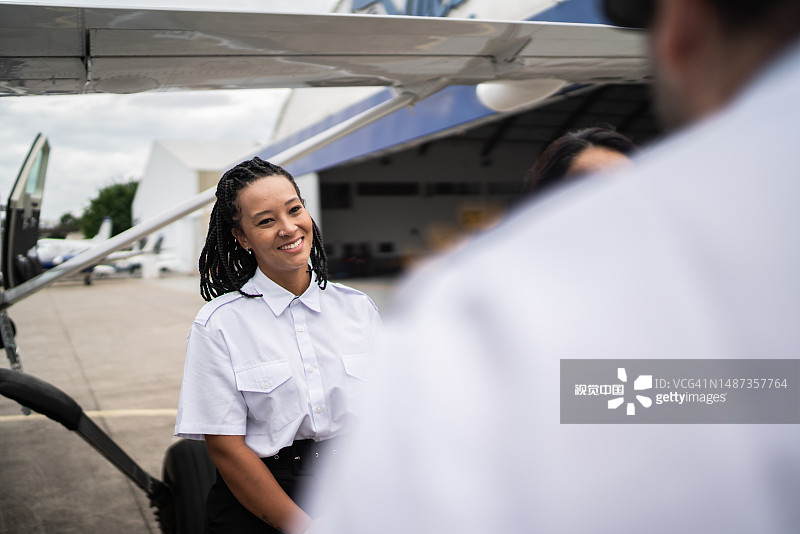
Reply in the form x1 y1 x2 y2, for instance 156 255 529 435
2 133 49 289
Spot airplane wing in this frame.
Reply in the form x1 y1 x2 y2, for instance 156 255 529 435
0 2 647 97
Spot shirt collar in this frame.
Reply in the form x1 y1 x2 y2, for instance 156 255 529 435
247 267 321 316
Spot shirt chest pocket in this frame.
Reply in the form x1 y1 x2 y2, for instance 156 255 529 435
342 354 370 417
235 360 301 431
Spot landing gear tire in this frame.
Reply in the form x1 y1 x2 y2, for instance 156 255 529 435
158 439 216 534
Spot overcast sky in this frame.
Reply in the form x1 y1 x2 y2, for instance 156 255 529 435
0 88 290 223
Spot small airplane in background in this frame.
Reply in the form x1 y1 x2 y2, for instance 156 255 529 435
37 216 113 269
0 2 647 531
38 213 163 284
9 135 163 284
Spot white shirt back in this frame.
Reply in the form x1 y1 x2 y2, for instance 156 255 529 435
314 39 800 533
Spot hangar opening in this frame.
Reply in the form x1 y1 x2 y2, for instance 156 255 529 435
318 83 662 278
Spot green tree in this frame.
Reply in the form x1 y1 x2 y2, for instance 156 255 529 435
43 211 82 238
81 180 139 238
59 212 80 228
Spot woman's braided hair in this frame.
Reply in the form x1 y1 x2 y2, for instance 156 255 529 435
199 157 328 302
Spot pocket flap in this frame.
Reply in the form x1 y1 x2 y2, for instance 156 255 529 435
235 360 293 393
342 354 370 382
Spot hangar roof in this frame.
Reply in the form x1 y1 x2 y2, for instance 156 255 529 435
463 83 661 166
156 139 262 172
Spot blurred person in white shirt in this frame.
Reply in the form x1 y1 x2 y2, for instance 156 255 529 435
308 1 800 533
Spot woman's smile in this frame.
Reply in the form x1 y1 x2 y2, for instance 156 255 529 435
278 236 304 252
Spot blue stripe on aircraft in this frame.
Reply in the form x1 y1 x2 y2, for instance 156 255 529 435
527 0 610 24
258 0 602 176
267 86 496 177
262 87 394 168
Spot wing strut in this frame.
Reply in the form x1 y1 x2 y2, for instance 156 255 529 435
0 84 445 310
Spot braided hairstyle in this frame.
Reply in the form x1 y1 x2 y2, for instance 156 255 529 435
199 157 328 301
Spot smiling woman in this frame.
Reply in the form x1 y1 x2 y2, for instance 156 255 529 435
198 158 328 301
175 157 381 534
231 176 315 296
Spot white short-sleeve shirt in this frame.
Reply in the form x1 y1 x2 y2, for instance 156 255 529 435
175 268 380 457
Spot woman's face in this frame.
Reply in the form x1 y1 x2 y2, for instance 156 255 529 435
566 146 631 177
231 175 313 289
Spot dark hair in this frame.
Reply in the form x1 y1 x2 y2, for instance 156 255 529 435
523 127 637 196
199 157 328 302
704 0 800 32
604 0 800 33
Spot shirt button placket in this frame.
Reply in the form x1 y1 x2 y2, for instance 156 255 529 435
291 304 329 435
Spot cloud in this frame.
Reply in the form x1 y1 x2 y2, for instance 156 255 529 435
0 88 290 221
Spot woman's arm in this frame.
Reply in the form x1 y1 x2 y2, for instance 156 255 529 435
205 434 312 534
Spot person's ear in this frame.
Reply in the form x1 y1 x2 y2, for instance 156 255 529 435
231 228 248 250
653 0 717 78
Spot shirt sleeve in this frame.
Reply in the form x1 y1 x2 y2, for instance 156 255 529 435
175 322 248 439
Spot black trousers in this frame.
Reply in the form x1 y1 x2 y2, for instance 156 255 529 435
205 439 339 534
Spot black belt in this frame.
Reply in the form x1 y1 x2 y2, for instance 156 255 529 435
262 438 341 474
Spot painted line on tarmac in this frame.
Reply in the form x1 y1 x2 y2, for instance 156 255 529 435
0 408 178 423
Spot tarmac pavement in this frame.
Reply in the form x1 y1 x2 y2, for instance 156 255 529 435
0 274 397 533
